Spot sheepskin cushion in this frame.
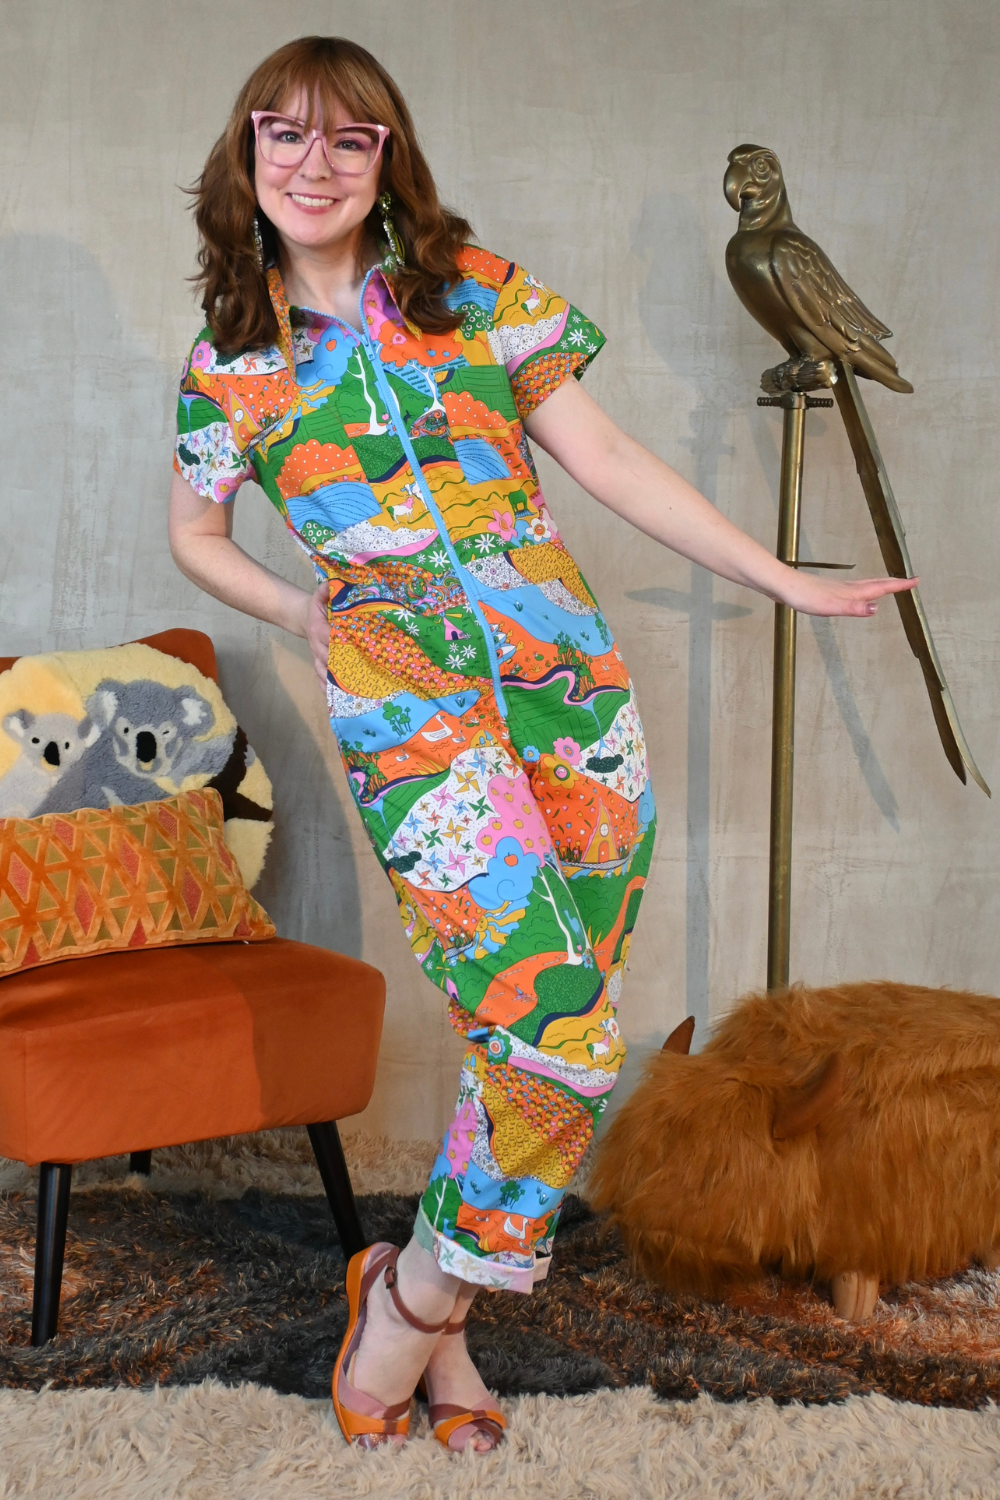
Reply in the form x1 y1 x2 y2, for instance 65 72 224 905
0 788 274 978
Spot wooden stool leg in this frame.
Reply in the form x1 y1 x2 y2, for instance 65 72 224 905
32 1162 72 1346
831 1270 880 1321
307 1121 365 1260
129 1151 152 1175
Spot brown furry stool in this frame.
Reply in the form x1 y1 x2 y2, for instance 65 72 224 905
590 981 1000 1320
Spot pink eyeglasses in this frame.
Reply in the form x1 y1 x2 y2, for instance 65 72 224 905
251 112 390 176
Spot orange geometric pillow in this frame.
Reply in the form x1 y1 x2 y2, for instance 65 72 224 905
0 788 275 978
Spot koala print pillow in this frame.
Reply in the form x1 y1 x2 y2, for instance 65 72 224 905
0 644 273 887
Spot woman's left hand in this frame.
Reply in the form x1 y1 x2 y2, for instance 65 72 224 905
525 383 921 621
777 571 918 618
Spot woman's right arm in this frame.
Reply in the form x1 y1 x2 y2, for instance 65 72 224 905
168 471 332 684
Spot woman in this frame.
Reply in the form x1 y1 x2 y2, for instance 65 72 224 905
169 36 914 1452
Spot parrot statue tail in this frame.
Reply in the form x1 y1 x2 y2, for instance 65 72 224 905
833 360 989 796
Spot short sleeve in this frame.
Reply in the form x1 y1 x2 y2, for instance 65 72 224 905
489 263 606 421
173 333 254 504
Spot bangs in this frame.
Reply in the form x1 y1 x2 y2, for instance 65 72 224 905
256 50 396 132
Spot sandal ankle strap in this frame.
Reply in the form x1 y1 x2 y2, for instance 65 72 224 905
442 1314 468 1335
384 1254 452 1335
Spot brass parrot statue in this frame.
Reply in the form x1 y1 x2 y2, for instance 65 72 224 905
724 143 912 397
723 144 988 795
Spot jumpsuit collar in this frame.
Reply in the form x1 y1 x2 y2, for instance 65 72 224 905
265 262 414 382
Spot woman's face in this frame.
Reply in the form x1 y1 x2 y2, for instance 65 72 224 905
253 90 382 258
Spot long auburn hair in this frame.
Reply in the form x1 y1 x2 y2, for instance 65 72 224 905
190 36 471 352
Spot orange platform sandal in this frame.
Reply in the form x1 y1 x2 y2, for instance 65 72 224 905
332 1242 452 1448
423 1312 507 1453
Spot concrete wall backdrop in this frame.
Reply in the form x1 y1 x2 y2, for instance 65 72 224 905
1 1 998 1141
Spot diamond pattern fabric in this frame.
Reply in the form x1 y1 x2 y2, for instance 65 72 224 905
0 789 274 977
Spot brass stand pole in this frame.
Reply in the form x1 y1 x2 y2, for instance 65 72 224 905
766 394 806 991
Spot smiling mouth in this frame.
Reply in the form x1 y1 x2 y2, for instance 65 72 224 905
289 192 337 208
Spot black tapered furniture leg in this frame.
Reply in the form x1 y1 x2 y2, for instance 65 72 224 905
129 1150 152 1175
32 1162 72 1346
307 1121 365 1259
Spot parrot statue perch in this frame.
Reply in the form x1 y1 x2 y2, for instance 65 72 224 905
724 144 988 795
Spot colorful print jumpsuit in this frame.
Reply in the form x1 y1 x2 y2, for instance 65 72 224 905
175 247 656 1290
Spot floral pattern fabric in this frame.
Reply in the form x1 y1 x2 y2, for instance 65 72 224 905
174 248 656 1290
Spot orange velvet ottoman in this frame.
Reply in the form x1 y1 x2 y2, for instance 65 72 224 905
0 940 386 1344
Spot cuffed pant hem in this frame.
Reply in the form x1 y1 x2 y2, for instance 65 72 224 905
413 1205 551 1294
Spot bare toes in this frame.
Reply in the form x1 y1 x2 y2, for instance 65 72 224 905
447 1424 497 1454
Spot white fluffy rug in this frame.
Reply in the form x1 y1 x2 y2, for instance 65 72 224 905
2 1382 999 1499
1 1130 999 1498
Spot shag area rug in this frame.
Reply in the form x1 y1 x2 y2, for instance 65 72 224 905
2 1132 1000 1498
1 1133 999 1408
3 1381 1000 1500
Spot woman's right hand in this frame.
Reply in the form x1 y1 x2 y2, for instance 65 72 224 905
305 580 333 688
168 474 335 679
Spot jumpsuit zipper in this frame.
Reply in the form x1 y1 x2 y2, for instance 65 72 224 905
357 269 509 719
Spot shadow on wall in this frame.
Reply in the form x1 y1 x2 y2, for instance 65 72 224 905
627 194 899 1043
245 639 364 960
628 192 748 1049
0 234 168 652
0 232 363 957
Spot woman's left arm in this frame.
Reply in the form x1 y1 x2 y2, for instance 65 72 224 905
523 381 915 619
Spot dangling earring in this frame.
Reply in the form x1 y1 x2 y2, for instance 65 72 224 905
253 213 265 273
378 192 405 271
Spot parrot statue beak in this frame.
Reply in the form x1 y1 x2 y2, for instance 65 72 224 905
724 161 754 213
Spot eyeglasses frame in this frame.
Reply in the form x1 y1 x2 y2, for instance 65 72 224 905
250 111 390 176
